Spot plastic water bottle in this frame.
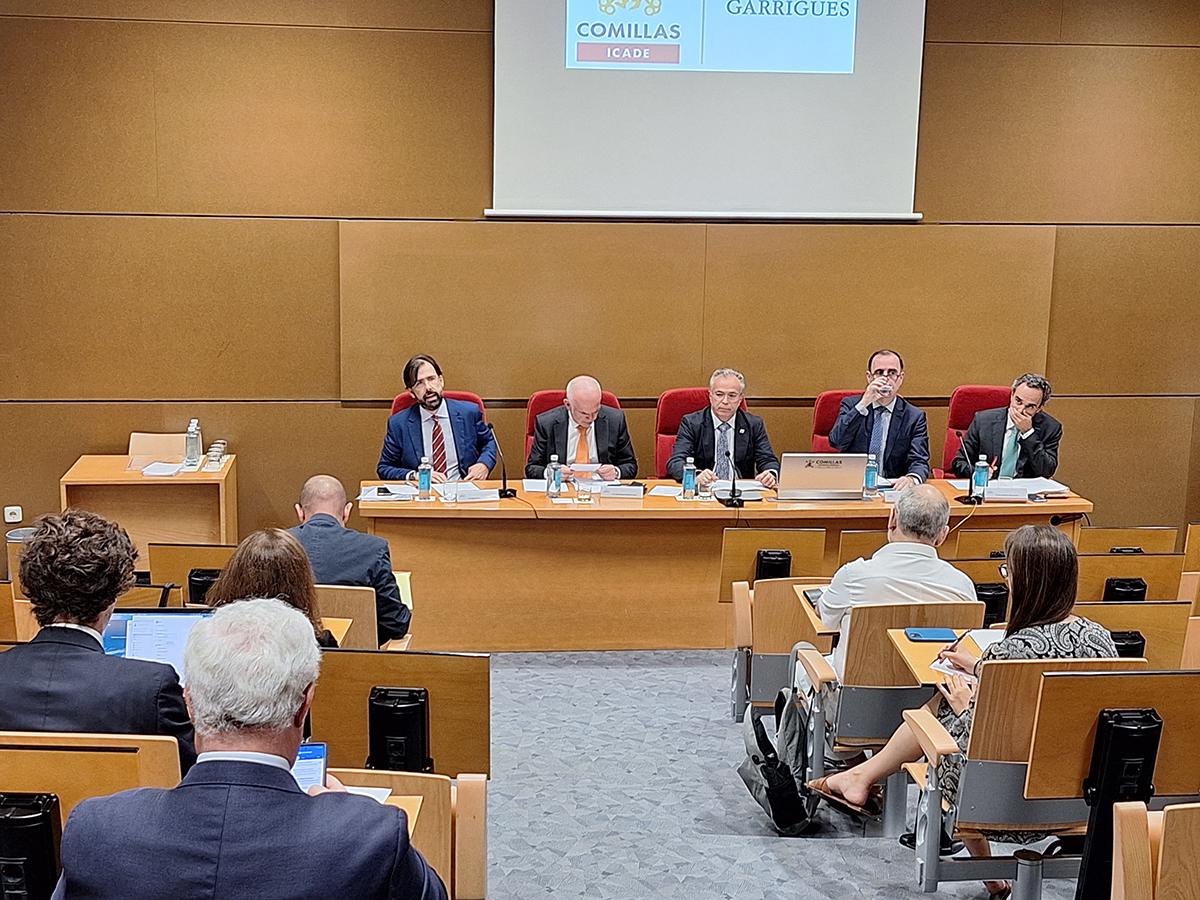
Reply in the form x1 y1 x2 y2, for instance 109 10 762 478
972 454 990 501
417 457 433 500
862 453 879 500
184 419 201 465
682 457 697 500
547 455 563 499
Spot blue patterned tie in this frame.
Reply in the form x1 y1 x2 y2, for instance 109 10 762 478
868 407 887 460
715 422 732 480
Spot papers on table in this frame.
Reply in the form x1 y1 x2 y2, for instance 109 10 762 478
648 485 682 498
550 497 575 505
358 484 417 501
344 785 392 804
947 479 970 491
599 483 643 498
522 479 547 492
966 628 1005 653
876 477 894 488
712 479 769 493
451 487 501 503
142 462 184 477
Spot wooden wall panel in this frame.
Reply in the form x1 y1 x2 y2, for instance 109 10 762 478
701 225 1055 395
1060 1 1200 47
339 222 708 400
925 0 1063 43
152 24 491 217
0 1 493 31
1047 227 1200 395
917 45 1200 224
0 17 158 212
1051 398 1196 527
0 215 340 399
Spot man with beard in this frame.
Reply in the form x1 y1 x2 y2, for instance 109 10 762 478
377 354 497 482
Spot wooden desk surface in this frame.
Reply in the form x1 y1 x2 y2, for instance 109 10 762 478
887 629 986 686
61 454 236 485
384 794 422 831
322 617 352 645
792 584 838 635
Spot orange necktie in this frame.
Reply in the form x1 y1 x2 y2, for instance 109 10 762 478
574 425 590 465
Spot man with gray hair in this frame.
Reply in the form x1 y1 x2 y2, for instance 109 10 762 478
525 374 637 480
951 373 1062 479
57 599 446 899
817 485 976 678
667 367 780 488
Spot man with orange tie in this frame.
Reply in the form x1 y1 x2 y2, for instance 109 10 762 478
376 354 497 482
525 375 638 481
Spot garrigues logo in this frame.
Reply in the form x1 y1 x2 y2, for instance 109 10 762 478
725 1 852 14
598 0 662 14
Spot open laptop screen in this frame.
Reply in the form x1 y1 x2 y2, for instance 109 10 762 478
102 610 212 683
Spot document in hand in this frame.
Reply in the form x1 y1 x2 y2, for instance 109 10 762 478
929 658 977 683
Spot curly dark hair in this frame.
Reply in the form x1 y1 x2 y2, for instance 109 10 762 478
20 509 137 627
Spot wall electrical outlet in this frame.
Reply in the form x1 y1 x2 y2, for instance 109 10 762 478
4 506 22 524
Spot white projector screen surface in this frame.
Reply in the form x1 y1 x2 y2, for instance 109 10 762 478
492 0 926 219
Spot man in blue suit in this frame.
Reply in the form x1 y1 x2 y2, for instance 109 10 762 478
58 599 445 900
829 349 930 488
378 353 497 481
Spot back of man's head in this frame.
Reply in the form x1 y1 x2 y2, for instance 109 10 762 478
184 598 320 740
297 474 349 522
892 485 950 546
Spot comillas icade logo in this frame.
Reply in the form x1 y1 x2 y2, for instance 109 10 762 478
598 0 662 15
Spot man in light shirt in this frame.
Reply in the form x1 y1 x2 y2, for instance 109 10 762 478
525 375 637 481
951 373 1062 479
818 484 976 678
829 349 931 490
58 599 445 900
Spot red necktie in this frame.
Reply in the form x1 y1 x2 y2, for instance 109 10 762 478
431 417 448 475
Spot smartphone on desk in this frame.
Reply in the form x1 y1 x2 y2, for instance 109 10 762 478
291 741 328 792
904 627 960 643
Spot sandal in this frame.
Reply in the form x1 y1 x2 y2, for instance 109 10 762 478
806 776 884 818
986 882 1012 899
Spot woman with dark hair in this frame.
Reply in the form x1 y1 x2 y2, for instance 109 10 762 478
206 528 338 648
809 525 1117 899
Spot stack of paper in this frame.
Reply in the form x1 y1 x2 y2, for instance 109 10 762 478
712 479 769 492
358 484 417 501
142 462 184 477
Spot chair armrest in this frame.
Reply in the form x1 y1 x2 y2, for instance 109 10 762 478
453 774 488 900
796 647 837 691
1178 571 1199 608
903 707 960 767
732 581 752 648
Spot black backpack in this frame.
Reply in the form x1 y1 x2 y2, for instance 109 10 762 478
737 687 819 835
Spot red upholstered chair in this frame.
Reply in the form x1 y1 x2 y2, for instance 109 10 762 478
390 391 488 419
653 388 748 478
939 384 1011 476
811 390 858 452
524 389 621 461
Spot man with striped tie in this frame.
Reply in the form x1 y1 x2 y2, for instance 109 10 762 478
829 349 930 490
377 354 498 482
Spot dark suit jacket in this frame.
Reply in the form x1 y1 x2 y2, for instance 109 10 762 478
377 398 498 481
828 394 931 482
950 406 1062 479
0 627 196 772
60 759 446 900
666 408 780 481
524 405 638 479
289 514 410 643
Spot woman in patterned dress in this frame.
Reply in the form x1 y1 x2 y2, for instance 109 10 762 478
810 525 1117 898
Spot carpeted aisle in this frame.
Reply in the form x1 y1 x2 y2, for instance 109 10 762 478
487 650 1076 899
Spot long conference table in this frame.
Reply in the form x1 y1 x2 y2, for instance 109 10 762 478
359 479 1093 652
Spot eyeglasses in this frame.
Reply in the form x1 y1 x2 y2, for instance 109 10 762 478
998 563 1009 579
871 368 902 379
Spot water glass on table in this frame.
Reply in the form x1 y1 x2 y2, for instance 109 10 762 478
574 477 595 504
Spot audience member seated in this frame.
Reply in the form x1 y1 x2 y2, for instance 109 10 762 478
58 599 446 899
525 375 637 481
666 367 780 489
809 525 1117 899
206 528 339 648
0 510 196 771
289 474 410 644
951 373 1062 479
817 485 976 678
829 348 930 489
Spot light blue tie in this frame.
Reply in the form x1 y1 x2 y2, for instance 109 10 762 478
868 407 887 460
715 422 732 480
999 426 1020 478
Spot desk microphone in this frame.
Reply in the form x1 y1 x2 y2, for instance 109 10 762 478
718 450 744 509
1050 513 1085 526
486 423 517 499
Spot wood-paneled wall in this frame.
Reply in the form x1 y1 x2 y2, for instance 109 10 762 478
1 1 1198 578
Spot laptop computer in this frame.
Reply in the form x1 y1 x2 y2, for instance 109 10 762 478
776 453 868 501
102 608 212 682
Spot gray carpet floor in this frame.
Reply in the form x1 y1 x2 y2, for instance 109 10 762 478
488 650 1077 900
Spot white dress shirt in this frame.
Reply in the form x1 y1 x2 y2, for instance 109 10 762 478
195 750 292 771
710 411 737 473
419 403 461 478
565 413 599 465
42 622 104 646
818 542 977 678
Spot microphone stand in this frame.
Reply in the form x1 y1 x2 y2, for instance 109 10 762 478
487 423 517 498
718 449 744 509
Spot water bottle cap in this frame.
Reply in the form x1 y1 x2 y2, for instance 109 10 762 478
421 456 429 464
686 457 694 464
550 454 559 463
978 455 987 461
867 453 876 461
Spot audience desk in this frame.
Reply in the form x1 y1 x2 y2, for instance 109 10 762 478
359 479 1092 652
60 455 238 562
